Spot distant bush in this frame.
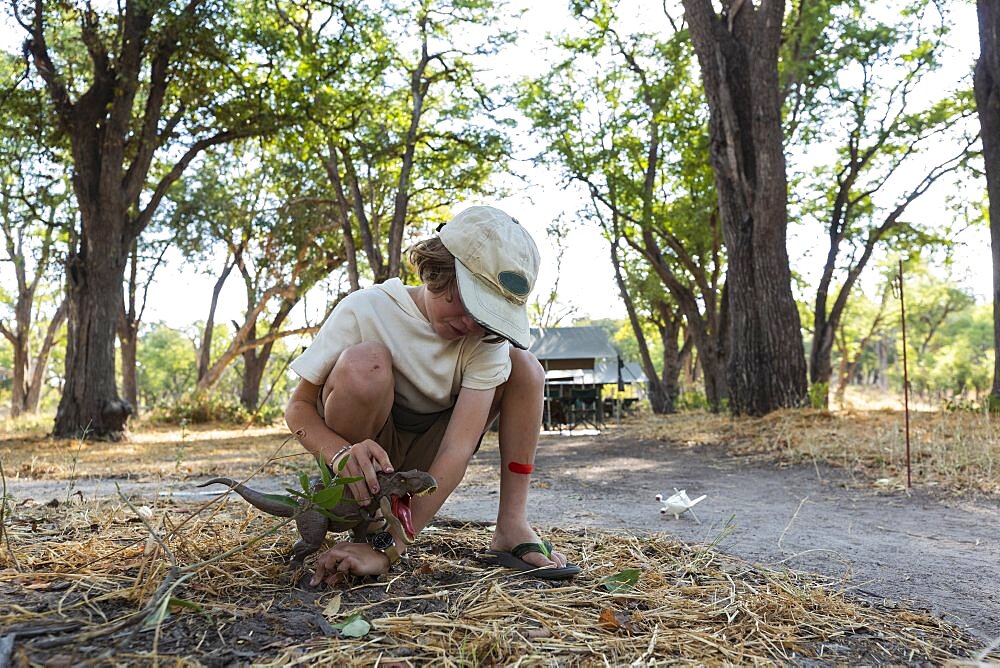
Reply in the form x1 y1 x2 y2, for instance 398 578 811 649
149 392 283 426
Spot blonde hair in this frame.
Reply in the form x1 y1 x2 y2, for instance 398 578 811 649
408 237 456 296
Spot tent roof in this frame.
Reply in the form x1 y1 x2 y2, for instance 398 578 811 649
529 326 618 361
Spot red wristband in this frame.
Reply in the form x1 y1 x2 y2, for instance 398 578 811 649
507 461 534 474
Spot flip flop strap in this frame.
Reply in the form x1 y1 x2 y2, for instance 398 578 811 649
511 541 553 559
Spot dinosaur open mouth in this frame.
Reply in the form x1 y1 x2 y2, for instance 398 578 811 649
389 484 437 542
391 495 415 541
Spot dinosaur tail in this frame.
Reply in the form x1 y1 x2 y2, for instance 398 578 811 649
197 477 297 518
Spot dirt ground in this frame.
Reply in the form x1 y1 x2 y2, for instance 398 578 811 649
455 430 1000 644
6 427 999 650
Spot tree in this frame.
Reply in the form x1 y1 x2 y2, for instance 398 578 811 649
682 0 808 415
136 322 198 407
974 0 1000 407
118 233 169 415
172 144 341 408
14 0 279 438
529 218 579 328
311 0 514 287
799 2 977 405
521 1 728 411
0 51 69 416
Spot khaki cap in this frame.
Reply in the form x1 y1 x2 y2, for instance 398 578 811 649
439 206 540 350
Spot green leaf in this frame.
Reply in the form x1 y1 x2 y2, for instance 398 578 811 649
299 472 311 493
312 485 344 508
333 613 370 638
336 455 350 473
333 474 364 486
317 455 332 487
601 569 641 593
284 487 310 501
167 597 203 612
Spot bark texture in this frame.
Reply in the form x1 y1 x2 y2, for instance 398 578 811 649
681 0 807 415
975 0 1000 405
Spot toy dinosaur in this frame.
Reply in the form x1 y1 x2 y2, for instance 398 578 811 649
199 469 437 562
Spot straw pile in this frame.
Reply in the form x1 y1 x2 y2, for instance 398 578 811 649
621 409 1000 494
0 497 984 666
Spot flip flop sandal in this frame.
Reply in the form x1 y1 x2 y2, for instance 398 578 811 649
479 541 581 580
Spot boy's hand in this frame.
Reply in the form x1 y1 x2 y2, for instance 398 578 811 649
310 541 390 585
333 439 393 505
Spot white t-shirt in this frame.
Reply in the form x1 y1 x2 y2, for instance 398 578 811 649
290 278 512 415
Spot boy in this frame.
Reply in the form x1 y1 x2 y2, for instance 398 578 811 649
284 205 580 583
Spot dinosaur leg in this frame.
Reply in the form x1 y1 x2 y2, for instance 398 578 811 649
291 539 324 564
292 511 329 563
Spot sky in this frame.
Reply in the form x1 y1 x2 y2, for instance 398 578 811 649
1 1 993 335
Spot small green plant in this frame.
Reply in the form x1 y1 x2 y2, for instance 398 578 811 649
0 459 19 571
331 613 371 638
807 382 830 410
272 455 363 524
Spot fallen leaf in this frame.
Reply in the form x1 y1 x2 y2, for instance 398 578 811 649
414 563 434 575
321 593 342 619
598 608 623 630
333 613 370 638
601 568 641 593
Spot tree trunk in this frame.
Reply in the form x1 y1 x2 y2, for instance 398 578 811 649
119 322 138 415
975 0 1000 405
199 255 236 382
9 332 27 417
653 304 683 414
682 0 807 416
240 342 273 410
54 235 132 440
23 299 67 413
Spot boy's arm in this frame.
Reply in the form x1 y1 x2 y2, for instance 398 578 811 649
408 385 496 537
284 379 392 504
285 379 352 465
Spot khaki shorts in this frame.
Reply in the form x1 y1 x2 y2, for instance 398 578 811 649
376 405 454 472
317 401 488 472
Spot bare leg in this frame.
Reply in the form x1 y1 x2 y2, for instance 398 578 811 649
321 341 394 442
489 348 569 568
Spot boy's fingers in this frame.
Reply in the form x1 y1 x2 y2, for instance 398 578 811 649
376 449 394 473
311 560 328 586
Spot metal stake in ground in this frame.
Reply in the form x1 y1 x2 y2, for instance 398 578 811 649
895 260 913 489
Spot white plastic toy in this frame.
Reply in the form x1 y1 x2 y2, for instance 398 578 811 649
655 489 706 522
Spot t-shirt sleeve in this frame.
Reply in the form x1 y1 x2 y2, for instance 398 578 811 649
460 340 512 390
289 296 363 386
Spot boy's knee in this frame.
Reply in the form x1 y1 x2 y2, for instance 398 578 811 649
510 348 545 390
331 342 394 396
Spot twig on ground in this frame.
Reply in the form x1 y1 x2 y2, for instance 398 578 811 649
777 496 809 552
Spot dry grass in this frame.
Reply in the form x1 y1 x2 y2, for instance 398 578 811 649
620 408 999 495
0 422 301 481
0 497 985 666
